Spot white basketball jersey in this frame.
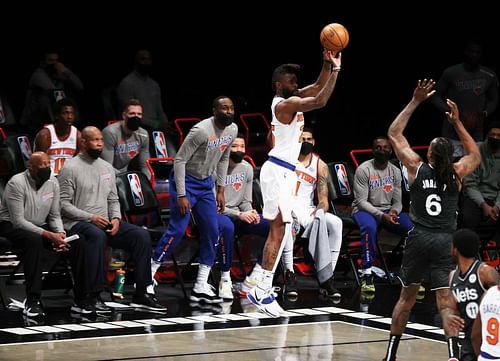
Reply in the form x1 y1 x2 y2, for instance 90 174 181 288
294 153 319 208
268 96 303 164
45 124 77 175
479 285 500 360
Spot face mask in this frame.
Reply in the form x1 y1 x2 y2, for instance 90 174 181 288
127 116 142 131
36 167 51 185
488 137 500 150
218 113 234 127
300 142 314 155
373 150 391 163
136 64 151 76
87 148 102 159
45 64 57 75
230 151 245 163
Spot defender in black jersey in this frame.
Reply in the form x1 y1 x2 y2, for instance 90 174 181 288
382 79 481 361
448 229 500 361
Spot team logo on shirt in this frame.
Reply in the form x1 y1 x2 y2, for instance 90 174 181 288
207 134 233 153
225 172 246 191
116 140 140 159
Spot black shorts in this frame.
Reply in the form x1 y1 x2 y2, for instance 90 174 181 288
398 227 454 290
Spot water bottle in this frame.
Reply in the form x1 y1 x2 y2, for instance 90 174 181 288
113 269 126 299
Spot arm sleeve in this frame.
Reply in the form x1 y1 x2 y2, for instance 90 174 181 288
101 128 120 175
216 140 232 187
107 177 121 220
47 181 64 232
391 169 403 214
464 169 485 206
58 167 93 221
239 165 254 212
353 166 384 219
62 68 84 91
5 182 45 234
173 128 203 197
139 133 152 179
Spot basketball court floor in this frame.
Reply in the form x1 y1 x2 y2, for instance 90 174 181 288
0 273 449 361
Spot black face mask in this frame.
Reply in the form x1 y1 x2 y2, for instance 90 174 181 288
218 113 234 127
44 64 57 76
36 167 51 185
136 64 152 76
488 137 500 151
230 151 245 163
127 116 142 131
300 142 314 155
87 148 102 160
373 150 391 164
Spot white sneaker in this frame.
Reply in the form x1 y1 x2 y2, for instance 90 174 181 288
190 282 223 303
239 276 258 297
218 279 234 300
247 285 284 318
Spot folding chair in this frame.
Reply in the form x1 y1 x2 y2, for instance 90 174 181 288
115 171 188 299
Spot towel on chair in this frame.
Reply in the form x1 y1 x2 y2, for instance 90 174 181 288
303 209 333 284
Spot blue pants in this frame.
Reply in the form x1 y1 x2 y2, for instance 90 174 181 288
217 214 270 272
153 173 219 267
69 221 152 294
352 210 413 270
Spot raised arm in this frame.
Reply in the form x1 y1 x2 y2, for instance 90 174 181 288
448 99 481 180
388 79 435 183
276 51 341 124
299 50 335 98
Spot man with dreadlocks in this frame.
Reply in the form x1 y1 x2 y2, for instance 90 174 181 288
382 79 481 361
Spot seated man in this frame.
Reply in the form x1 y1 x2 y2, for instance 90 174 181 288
0 152 83 317
58 126 165 312
101 99 151 179
460 121 500 237
352 135 413 293
281 127 343 299
34 98 80 175
216 134 269 300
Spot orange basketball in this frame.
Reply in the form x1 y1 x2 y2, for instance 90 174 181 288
320 23 349 52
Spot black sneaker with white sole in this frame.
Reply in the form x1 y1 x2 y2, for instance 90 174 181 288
23 298 45 318
319 277 341 299
130 293 167 312
71 299 95 314
92 296 112 314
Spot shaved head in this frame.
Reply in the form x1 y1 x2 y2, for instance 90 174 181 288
29 151 49 167
81 126 101 140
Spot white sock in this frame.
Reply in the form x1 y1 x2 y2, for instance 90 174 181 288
221 271 231 282
196 264 211 285
249 263 264 281
151 260 161 279
262 270 274 289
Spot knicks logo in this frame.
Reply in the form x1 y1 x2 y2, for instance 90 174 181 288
232 182 242 191
384 183 393 193
127 173 145 206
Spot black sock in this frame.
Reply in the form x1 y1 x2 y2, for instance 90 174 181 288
447 336 460 359
385 334 401 361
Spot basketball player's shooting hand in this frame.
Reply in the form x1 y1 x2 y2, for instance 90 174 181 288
327 51 341 69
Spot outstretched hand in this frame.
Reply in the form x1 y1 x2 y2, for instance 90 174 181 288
445 99 460 125
412 79 436 103
324 50 341 69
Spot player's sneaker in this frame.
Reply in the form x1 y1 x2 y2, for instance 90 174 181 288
218 279 234 300
239 275 258 297
283 270 298 299
246 285 284 318
361 273 375 293
319 277 341 299
416 285 426 301
190 282 223 303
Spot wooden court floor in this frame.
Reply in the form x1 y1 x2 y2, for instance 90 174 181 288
0 306 448 360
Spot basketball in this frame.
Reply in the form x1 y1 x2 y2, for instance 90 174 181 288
320 23 349 52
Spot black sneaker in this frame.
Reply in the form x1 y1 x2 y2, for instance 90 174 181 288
319 277 341 298
284 270 298 298
130 293 167 312
92 295 112 314
71 299 95 314
23 298 45 318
